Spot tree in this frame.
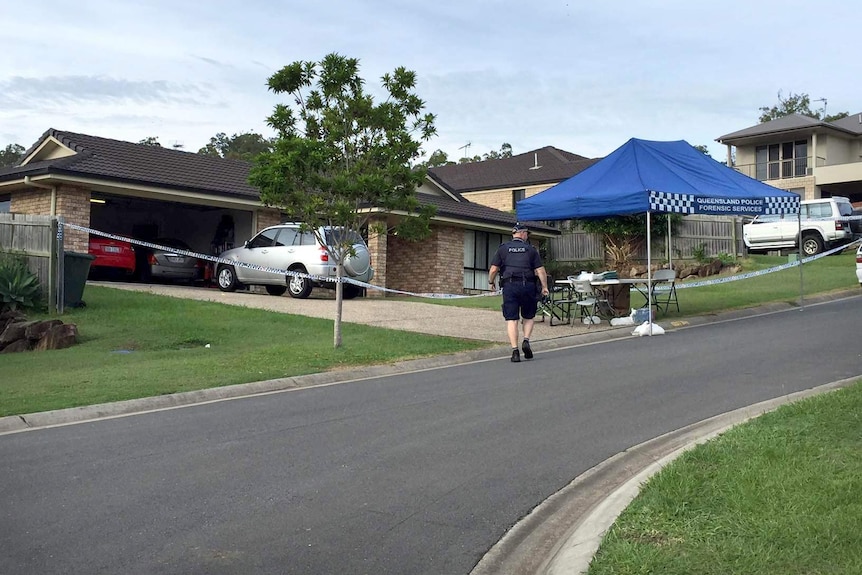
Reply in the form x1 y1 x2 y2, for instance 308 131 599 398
456 143 513 164
198 131 273 161
138 136 162 147
249 53 437 348
421 149 455 167
483 143 513 161
758 91 848 123
0 144 25 168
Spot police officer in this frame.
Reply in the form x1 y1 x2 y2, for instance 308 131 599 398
488 223 550 362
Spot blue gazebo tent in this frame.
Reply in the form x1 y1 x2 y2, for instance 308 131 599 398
516 138 801 331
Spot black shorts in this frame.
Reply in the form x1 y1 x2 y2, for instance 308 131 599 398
501 281 539 321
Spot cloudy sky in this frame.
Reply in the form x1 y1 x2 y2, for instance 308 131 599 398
2 0 859 162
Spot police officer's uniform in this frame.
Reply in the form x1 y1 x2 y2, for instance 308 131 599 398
491 226 544 321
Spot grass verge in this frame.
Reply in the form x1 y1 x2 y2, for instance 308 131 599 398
0 286 490 417
587 381 862 574
392 252 860 316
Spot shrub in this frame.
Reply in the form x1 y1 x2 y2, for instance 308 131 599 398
0 253 42 312
692 242 709 263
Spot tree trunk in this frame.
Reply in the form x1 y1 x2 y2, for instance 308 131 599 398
333 260 344 348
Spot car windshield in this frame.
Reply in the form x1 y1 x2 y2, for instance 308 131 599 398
156 238 190 250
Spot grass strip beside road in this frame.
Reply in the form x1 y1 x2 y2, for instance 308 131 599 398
393 252 860 317
0 286 490 417
587 381 862 575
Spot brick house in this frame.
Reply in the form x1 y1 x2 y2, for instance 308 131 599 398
423 146 599 213
0 129 560 297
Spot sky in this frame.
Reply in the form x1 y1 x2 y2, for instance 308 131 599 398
2 0 860 163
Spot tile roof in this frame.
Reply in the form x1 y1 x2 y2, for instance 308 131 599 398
0 128 556 233
828 112 862 135
717 112 862 142
427 146 599 193
3 128 260 199
414 192 557 234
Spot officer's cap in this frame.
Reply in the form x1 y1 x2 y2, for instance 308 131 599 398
511 222 529 233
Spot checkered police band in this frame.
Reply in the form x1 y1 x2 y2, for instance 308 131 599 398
648 191 800 216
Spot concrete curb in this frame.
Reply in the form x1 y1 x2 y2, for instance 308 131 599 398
3 289 858 435
471 376 861 575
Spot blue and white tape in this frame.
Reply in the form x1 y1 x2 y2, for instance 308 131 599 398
653 238 862 291
63 223 499 300
65 223 858 300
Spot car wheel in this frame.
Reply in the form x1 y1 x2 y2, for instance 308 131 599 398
217 265 238 292
288 271 313 299
265 285 287 296
800 233 823 256
343 284 362 299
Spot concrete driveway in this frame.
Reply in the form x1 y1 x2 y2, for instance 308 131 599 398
91 282 623 343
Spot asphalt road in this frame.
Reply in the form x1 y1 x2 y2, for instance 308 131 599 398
2 295 861 574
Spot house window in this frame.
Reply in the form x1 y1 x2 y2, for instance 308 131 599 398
755 140 807 180
512 189 526 210
0 194 9 213
464 230 504 290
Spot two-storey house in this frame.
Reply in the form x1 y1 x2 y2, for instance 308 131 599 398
717 113 862 204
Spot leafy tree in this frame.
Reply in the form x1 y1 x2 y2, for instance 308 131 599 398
249 53 437 348
422 149 455 167
198 131 273 161
0 144 25 168
138 136 162 147
483 143 513 161
758 91 848 123
456 143 514 164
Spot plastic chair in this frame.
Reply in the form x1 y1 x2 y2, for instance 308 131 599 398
652 269 679 313
571 279 601 326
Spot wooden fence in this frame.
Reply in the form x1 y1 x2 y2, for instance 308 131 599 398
0 213 64 313
547 215 745 265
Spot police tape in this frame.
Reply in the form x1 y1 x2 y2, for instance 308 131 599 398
67 222 854 300
653 238 862 291
62 223 500 300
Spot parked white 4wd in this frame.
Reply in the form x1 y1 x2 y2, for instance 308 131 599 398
743 196 857 256
216 224 373 299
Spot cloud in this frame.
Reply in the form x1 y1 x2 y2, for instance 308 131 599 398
0 75 209 109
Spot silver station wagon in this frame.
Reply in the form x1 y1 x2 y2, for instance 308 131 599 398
215 224 374 299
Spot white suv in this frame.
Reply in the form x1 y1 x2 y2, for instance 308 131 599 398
743 196 855 256
216 224 374 299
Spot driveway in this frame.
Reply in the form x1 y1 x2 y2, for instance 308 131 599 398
91 282 622 343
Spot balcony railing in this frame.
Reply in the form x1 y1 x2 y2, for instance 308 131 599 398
733 156 827 181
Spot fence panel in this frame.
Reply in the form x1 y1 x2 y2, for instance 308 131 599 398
0 213 62 312
547 215 745 264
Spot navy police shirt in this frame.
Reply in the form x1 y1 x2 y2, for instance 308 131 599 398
491 238 543 280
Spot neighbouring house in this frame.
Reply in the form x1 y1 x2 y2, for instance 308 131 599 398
717 113 862 204
0 129 559 297
423 146 599 213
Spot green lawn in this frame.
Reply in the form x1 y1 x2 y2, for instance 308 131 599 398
1 286 489 417
588 381 862 575
396 251 860 316
3 252 858 417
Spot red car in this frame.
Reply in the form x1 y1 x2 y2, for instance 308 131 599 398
88 237 136 278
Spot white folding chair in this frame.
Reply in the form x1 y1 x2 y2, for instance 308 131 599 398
571 279 600 326
651 269 679 313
